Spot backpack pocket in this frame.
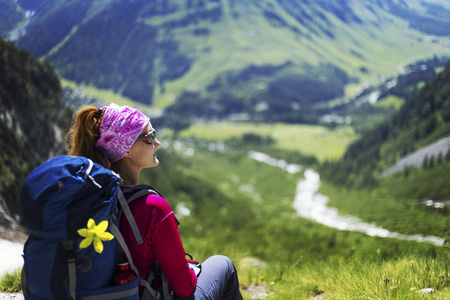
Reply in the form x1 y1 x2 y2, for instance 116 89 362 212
80 277 140 300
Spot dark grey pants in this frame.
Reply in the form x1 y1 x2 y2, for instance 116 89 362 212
193 255 243 300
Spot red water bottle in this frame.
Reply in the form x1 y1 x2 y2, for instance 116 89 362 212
111 262 137 285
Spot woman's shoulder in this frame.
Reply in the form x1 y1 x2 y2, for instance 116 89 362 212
145 193 171 211
123 186 173 212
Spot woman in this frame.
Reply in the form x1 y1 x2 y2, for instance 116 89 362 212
66 103 243 300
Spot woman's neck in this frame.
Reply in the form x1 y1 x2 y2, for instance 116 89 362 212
112 163 140 187
119 174 139 186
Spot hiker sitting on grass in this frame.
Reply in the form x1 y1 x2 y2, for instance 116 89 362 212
65 103 243 300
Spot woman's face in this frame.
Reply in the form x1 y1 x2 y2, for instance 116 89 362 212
128 122 160 169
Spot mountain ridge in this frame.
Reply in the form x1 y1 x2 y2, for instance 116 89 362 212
3 0 449 113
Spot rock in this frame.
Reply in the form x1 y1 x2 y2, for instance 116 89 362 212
243 284 269 300
0 293 24 300
419 288 435 294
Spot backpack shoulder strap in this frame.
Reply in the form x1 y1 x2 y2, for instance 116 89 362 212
117 188 144 245
116 185 162 246
122 184 162 202
118 185 169 300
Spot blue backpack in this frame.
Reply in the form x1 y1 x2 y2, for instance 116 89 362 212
21 155 172 300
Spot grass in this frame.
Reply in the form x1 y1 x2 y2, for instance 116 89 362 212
57 3 450 115
376 95 404 110
161 142 450 299
0 269 21 293
4 255 449 299
197 144 450 298
176 121 359 162
154 1 450 106
320 161 450 239
44 0 450 115
263 256 450 300
3 142 450 299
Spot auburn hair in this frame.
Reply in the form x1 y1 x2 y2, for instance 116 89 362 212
65 106 110 168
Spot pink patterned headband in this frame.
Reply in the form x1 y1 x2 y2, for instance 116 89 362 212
95 103 150 163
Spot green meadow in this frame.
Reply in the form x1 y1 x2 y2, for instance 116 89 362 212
156 141 450 299
3 130 450 299
176 122 359 162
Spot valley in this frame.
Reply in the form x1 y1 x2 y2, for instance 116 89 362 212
2 0 450 298
245 149 446 246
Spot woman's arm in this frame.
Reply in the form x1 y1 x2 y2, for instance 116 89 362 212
150 197 197 297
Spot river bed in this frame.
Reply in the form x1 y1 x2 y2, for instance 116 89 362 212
248 151 445 246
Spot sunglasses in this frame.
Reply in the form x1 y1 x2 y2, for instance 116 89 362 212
136 130 156 145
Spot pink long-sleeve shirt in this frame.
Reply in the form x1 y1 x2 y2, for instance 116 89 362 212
119 193 197 297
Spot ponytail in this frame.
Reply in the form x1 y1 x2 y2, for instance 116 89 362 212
65 106 110 168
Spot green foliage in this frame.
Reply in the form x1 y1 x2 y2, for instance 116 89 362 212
225 133 276 148
2 133 450 298
3 2 450 297
321 160 450 239
279 254 450 300
140 141 450 299
0 269 21 293
335 57 449 134
320 62 450 188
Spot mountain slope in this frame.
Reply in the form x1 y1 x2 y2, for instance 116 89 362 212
320 61 450 188
0 38 71 228
4 0 450 113
0 0 25 37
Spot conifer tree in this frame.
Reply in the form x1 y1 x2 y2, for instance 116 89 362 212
429 156 435 169
422 155 429 169
403 165 410 178
437 152 443 164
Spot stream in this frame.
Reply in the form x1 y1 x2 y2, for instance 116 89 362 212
248 151 445 246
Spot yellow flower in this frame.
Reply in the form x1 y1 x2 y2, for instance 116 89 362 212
77 218 114 253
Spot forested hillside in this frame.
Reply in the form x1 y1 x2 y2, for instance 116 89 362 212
2 0 449 121
0 0 24 37
320 62 450 189
0 38 71 228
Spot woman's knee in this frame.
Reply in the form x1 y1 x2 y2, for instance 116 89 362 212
204 255 235 272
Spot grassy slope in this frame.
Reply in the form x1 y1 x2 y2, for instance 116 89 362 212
4 142 450 298
159 143 450 299
2 127 449 299
321 160 450 239
157 1 450 107
49 0 450 111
